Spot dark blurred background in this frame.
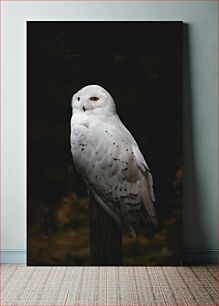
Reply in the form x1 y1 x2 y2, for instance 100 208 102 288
27 22 182 266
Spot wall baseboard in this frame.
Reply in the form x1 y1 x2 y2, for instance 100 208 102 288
183 249 218 264
1 250 26 264
0 249 217 264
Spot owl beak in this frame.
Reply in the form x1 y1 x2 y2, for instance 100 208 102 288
83 106 86 112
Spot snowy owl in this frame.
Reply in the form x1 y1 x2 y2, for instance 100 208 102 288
70 85 157 238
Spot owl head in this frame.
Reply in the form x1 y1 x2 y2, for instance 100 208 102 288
72 85 116 116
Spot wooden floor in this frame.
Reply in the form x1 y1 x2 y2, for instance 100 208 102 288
1 265 218 305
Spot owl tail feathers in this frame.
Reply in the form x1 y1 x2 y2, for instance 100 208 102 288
117 219 137 238
92 191 138 238
127 226 137 238
141 186 158 227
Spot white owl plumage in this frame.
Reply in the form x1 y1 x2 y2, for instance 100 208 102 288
70 85 157 238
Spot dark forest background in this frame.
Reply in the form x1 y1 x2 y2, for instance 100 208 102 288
27 22 182 266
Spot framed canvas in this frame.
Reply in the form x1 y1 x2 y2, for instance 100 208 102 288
27 21 183 266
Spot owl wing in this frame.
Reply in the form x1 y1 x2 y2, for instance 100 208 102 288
131 144 157 225
115 123 158 229
71 118 157 237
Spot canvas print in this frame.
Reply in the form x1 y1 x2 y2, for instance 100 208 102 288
27 21 182 266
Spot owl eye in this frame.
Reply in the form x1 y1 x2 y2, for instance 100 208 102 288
90 96 99 101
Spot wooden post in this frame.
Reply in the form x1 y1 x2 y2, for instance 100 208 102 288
89 195 123 266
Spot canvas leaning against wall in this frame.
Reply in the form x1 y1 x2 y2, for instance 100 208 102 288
27 21 183 266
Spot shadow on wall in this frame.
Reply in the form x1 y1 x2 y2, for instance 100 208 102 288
183 24 207 253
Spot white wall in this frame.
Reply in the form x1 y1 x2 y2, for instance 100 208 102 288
1 1 218 263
